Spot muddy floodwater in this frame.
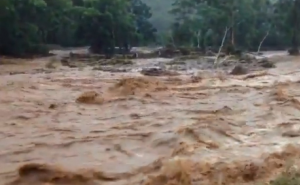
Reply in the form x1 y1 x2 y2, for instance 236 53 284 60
2 52 300 185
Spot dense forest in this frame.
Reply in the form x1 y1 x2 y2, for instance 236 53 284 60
141 0 174 32
0 0 300 56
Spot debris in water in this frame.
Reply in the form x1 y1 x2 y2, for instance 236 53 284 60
76 91 104 104
230 64 248 75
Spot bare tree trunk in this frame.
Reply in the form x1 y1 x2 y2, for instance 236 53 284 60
214 27 229 67
257 31 269 54
196 30 201 48
231 11 235 47
170 34 176 48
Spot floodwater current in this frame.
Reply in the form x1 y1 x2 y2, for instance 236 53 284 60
1 51 300 185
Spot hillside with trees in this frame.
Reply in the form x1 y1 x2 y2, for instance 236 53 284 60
0 0 300 56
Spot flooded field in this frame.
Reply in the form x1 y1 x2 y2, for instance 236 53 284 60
1 51 300 185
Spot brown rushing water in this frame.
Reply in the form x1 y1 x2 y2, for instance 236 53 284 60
2 53 300 185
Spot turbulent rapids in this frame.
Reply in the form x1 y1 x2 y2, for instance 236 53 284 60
1 49 300 185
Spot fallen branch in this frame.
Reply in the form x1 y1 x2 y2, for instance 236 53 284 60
257 31 269 54
214 27 229 67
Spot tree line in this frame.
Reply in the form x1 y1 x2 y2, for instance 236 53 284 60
168 0 300 54
0 0 300 56
0 0 156 56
